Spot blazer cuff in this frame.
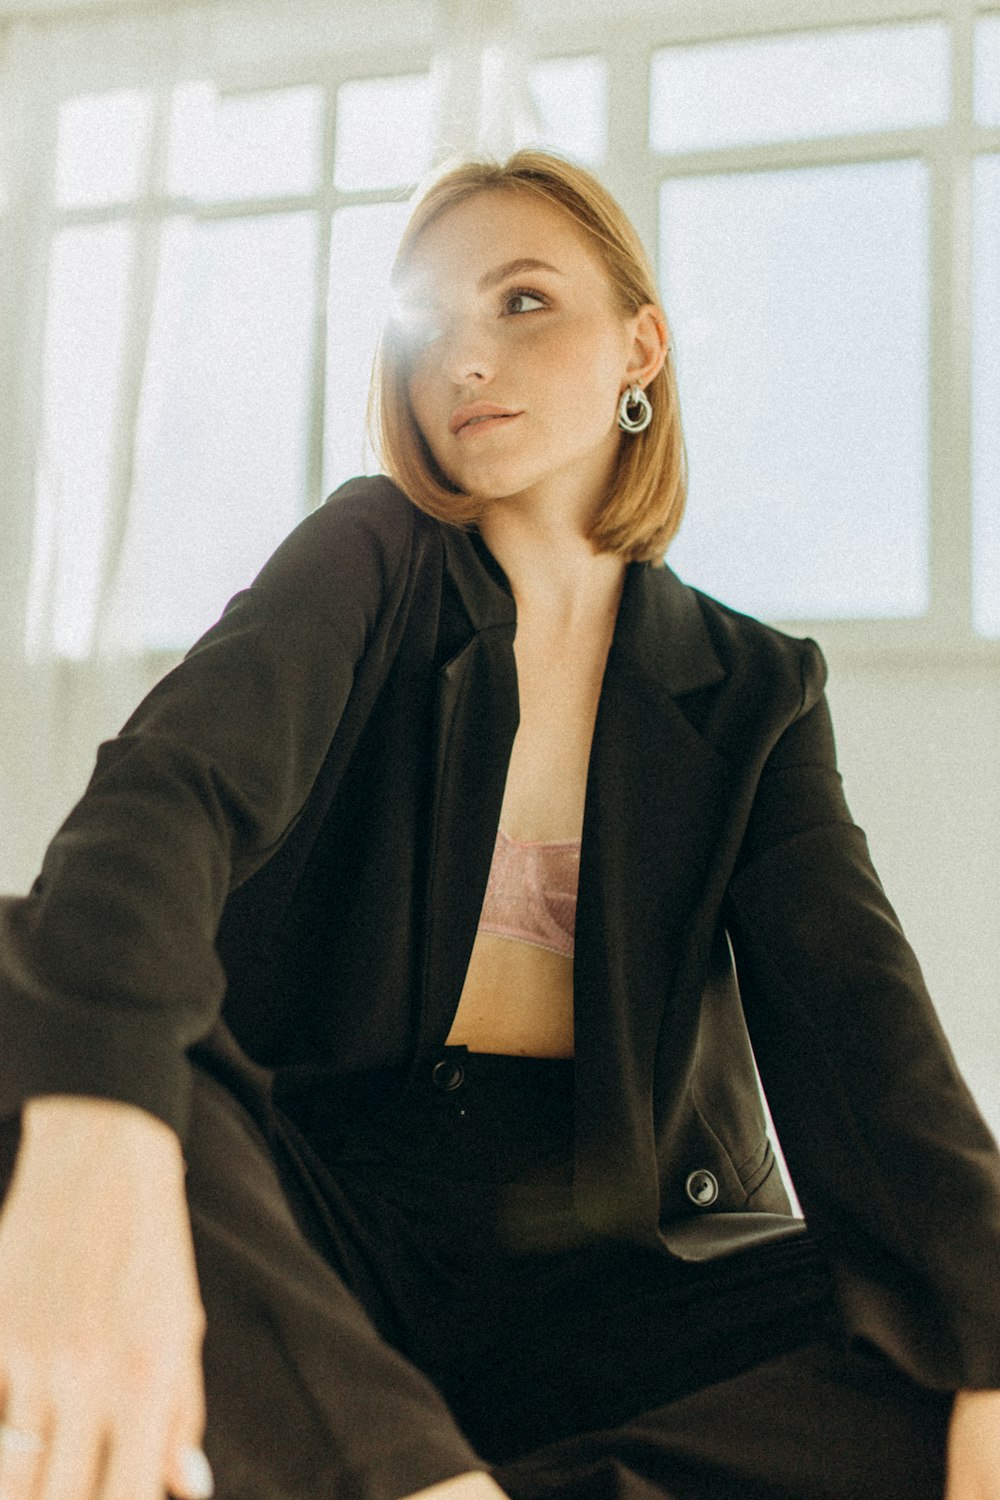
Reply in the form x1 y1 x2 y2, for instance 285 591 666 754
0 997 192 1140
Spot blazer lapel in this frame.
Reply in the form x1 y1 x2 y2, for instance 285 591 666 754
573 562 731 1234
415 527 519 1051
414 535 734 1238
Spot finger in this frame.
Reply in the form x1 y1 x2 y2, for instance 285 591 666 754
0 1396 49 1500
163 1376 212 1500
96 1385 175 1500
35 1401 103 1500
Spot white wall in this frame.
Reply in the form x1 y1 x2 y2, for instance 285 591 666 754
824 654 1000 1137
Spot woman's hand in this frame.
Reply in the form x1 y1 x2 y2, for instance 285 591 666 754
0 1096 211 1500
946 1389 1000 1500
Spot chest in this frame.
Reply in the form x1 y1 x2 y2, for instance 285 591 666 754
500 611 617 842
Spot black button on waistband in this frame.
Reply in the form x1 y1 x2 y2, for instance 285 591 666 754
432 1058 466 1093
685 1169 719 1207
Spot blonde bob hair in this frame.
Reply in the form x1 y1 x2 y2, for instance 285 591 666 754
368 149 687 562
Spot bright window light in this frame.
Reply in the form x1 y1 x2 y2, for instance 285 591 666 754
528 55 608 165
129 212 318 649
974 16 1000 126
167 83 323 202
650 22 950 154
324 200 411 493
54 90 153 208
27 224 134 658
972 155 1000 638
661 159 930 621
334 75 432 191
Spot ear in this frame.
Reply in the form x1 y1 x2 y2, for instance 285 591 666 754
623 304 670 390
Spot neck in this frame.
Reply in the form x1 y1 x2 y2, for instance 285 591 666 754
477 505 627 625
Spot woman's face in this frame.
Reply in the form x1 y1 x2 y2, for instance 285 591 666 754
398 189 659 522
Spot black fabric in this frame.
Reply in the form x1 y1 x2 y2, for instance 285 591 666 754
2 1043 949 1500
2 476 999 1391
181 1064 488 1500
497 1339 951 1500
285 1049 836 1462
180 1046 951 1500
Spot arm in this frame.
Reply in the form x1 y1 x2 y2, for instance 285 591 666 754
725 646 1000 1391
948 1391 1000 1500
0 1097 211 1500
0 479 415 1137
0 479 416 1500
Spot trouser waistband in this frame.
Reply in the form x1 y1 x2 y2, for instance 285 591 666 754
322 1045 577 1189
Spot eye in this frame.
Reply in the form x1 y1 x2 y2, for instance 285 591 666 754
503 288 547 316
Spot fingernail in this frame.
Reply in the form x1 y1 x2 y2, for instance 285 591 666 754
178 1446 214 1500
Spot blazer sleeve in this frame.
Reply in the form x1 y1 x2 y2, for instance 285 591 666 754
0 478 416 1140
726 638 1000 1390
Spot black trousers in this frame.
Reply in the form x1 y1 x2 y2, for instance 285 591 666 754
0 1042 953 1500
180 1040 951 1500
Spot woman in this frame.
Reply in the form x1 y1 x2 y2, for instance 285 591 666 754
0 149 998 1500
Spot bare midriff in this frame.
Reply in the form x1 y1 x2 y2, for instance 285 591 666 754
445 930 576 1056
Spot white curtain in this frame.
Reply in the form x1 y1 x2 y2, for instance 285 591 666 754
0 0 538 894
2 10 201 893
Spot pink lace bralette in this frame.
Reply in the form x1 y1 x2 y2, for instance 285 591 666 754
477 827 581 959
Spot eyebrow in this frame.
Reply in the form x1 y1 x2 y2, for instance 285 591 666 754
476 257 565 293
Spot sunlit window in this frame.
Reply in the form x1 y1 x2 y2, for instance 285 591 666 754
975 14 1000 125
14 13 1000 654
131 213 318 649
972 154 1000 638
333 74 433 191
54 90 153 208
28 224 135 658
527 55 607 165
167 83 324 202
661 159 930 620
650 22 950 154
324 202 411 494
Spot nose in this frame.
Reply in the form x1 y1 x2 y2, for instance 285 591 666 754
440 317 496 386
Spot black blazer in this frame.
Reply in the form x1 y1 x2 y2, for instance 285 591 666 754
2 476 999 1391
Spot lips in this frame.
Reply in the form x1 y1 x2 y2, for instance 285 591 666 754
449 402 521 435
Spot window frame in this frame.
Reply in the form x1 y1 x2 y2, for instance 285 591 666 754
0 0 997 664
526 0 1000 663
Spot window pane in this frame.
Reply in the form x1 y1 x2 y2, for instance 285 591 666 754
324 201 410 492
27 225 134 658
975 16 1000 126
55 90 153 208
650 22 950 154
334 75 432 191
167 83 323 201
528 55 607 165
972 155 1000 637
660 159 930 620
130 213 318 649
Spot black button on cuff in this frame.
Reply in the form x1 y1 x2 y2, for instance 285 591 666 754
685 1169 719 1207
432 1058 466 1093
